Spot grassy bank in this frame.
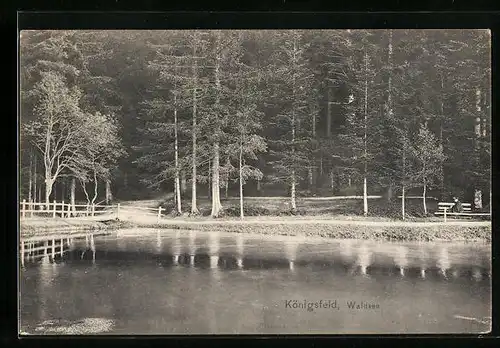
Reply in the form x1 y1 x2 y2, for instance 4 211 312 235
20 218 110 238
108 217 491 242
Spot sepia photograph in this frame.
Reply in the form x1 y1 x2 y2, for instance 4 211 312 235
18 29 491 335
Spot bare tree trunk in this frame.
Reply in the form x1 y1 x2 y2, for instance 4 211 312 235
439 75 445 199
224 156 230 198
256 178 261 192
211 143 223 217
423 176 427 215
174 90 182 214
190 36 199 215
208 159 211 200
363 49 369 216
211 30 223 218
363 177 368 216
91 168 98 206
387 29 395 202
105 180 112 204
28 149 33 203
308 166 313 187
80 179 91 213
326 88 332 138
291 34 297 211
319 155 323 177
401 185 405 220
239 136 244 219
330 170 334 193
310 103 316 188
45 176 54 206
402 137 406 221
33 153 37 203
181 171 187 194
71 177 76 216
61 179 66 202
38 182 42 206
474 86 483 209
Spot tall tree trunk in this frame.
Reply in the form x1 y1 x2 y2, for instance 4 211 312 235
173 89 182 214
439 74 445 200
308 166 313 187
28 149 33 203
80 179 91 209
45 176 54 206
310 102 316 188
402 137 406 221
291 172 297 210
208 159 211 200
70 177 76 216
401 185 405 220
387 29 394 201
61 179 66 202
474 86 483 209
181 171 187 194
33 153 37 203
91 168 98 206
105 180 112 204
256 178 261 192
211 143 223 217
211 30 223 218
330 170 334 193
319 155 323 177
190 36 199 215
290 33 297 211
239 135 244 219
363 49 369 216
224 156 230 198
38 182 42 206
423 175 427 215
326 88 332 138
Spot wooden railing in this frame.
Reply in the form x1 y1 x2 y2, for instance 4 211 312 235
20 200 116 219
20 200 166 223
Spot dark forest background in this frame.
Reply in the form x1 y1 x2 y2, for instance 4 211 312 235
19 30 491 217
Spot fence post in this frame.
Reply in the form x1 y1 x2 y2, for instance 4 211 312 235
30 200 34 218
53 200 57 218
116 203 120 220
92 203 95 217
444 207 447 223
62 200 65 218
22 199 26 218
157 206 163 223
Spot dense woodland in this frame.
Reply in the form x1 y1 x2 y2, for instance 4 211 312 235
19 29 491 218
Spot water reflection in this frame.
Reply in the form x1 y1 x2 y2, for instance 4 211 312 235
19 231 491 283
356 244 372 276
20 229 491 334
436 246 450 279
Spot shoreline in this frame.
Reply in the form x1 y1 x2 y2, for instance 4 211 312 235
20 218 109 238
20 216 491 242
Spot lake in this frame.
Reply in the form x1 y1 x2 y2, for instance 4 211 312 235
19 228 491 335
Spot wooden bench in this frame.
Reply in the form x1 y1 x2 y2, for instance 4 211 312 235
434 202 490 221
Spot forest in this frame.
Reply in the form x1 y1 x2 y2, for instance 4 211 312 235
19 29 491 219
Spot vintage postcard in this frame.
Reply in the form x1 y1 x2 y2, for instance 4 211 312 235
18 27 491 335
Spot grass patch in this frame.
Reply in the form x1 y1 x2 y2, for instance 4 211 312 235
130 221 491 242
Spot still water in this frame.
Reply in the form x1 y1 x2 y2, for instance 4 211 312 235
19 229 491 335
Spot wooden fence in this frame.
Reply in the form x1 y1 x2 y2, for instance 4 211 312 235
20 200 118 219
20 200 165 223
